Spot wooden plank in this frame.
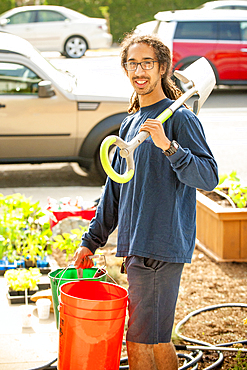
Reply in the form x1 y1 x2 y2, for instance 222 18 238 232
222 220 240 260
240 220 247 258
196 191 247 261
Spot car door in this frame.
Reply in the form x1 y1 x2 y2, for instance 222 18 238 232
31 9 68 51
240 21 247 80
0 61 77 159
215 21 242 81
0 10 38 46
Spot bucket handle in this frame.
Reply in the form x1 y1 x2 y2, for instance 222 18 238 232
52 254 103 282
55 254 111 298
55 254 120 303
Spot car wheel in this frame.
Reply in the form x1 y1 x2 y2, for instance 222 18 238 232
64 36 88 58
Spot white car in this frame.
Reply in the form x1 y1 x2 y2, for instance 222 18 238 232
134 0 247 36
196 0 247 10
0 5 112 58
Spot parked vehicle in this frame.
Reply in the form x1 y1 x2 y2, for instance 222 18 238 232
196 0 247 10
0 32 129 181
0 5 112 58
134 10 247 89
134 1 247 38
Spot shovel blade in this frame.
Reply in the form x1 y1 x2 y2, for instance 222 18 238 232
174 57 216 115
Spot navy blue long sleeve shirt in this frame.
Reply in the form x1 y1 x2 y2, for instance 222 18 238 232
81 98 218 263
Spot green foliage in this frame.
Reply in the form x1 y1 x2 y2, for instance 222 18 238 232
0 0 206 43
4 267 41 291
217 171 247 209
229 351 247 369
53 226 88 260
0 0 15 16
0 193 52 262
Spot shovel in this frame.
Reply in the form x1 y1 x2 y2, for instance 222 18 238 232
100 57 216 184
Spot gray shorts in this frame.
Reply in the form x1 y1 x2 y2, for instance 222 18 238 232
125 256 184 345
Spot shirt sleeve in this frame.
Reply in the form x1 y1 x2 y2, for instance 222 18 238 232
80 116 132 253
167 108 219 191
80 150 120 254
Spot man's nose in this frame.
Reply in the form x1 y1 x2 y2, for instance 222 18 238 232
135 64 145 74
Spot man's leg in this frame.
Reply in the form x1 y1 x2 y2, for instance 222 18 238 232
153 341 178 370
125 257 183 369
127 341 178 370
127 341 157 370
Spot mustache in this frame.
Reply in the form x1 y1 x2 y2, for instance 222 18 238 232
132 76 150 82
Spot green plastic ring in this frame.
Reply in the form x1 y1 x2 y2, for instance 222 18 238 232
100 136 134 184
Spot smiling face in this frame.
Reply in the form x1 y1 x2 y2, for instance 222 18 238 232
125 43 166 107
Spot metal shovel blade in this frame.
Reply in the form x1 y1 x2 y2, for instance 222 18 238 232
174 57 216 115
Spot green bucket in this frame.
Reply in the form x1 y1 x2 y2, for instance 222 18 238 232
48 267 107 329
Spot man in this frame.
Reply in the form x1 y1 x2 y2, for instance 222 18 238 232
73 33 218 370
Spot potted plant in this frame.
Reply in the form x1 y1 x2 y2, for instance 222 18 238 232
21 222 52 268
4 267 42 298
53 226 88 262
196 171 247 262
0 193 52 270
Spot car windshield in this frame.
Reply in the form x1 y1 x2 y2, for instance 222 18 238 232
30 51 76 92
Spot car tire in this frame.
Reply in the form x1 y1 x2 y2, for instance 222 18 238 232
64 36 88 58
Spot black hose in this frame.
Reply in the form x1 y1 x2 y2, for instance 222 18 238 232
178 350 202 369
175 303 247 369
175 303 247 346
27 358 57 370
27 303 247 370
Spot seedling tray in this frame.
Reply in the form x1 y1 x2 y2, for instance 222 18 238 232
7 278 51 304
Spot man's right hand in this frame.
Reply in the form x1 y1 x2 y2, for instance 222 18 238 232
73 246 94 269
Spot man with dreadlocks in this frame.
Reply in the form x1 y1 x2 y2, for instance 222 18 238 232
73 33 218 369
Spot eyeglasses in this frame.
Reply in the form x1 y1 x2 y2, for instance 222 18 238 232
124 60 159 71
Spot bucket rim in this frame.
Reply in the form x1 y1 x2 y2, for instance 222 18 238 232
48 267 107 282
60 280 128 303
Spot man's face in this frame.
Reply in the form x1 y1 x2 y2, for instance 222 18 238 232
125 43 165 97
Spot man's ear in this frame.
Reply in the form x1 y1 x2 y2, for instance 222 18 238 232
160 64 166 76
124 68 129 77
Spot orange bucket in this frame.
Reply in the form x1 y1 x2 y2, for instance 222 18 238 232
58 280 128 370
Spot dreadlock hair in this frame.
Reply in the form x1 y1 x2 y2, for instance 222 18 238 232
120 33 187 114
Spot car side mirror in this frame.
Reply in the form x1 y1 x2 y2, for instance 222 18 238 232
0 19 8 26
38 80 55 98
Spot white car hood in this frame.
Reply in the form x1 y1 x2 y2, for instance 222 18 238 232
67 56 133 101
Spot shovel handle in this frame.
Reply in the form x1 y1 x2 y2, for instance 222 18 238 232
100 58 215 184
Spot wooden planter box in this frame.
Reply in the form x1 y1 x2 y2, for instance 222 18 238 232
196 190 247 262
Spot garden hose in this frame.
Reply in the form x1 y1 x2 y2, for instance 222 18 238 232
27 303 247 370
174 303 247 370
27 357 57 370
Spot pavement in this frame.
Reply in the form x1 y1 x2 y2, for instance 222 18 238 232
0 185 104 370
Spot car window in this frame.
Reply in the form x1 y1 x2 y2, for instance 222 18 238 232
174 21 217 40
7 11 36 24
214 5 234 9
37 10 67 22
0 62 42 95
233 6 247 10
241 22 247 40
219 21 241 40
